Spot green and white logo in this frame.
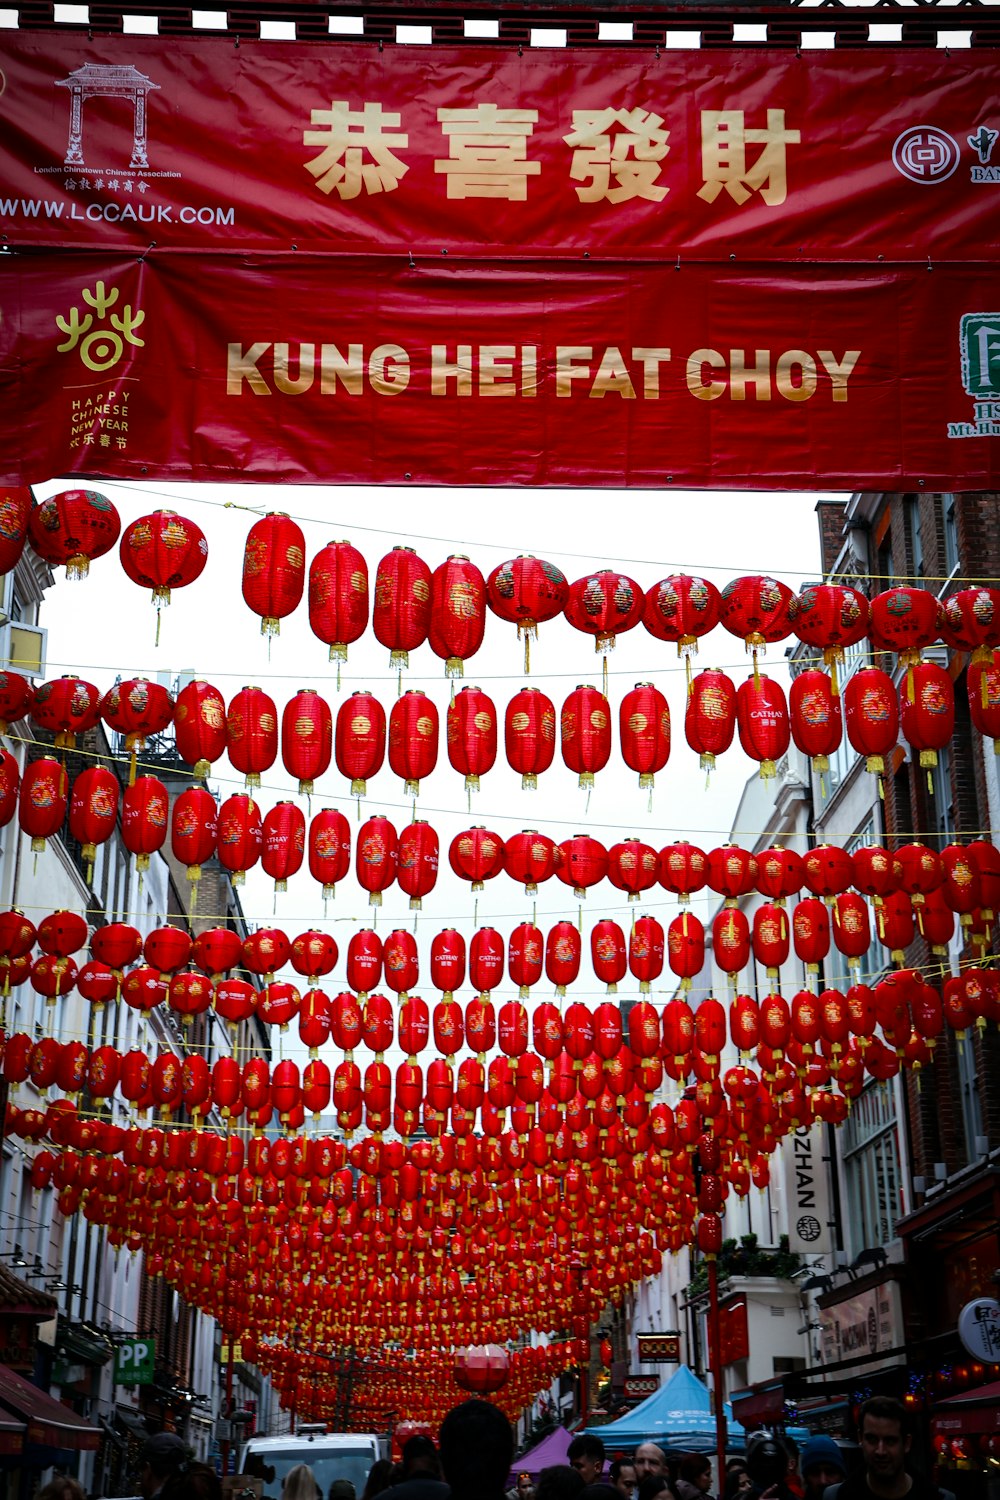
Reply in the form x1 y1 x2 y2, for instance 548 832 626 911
114 1337 155 1385
960 313 1000 399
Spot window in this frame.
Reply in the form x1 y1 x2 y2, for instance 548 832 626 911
840 1080 903 1252
876 532 895 589
825 640 866 794
957 1036 984 1163
905 497 924 579
927 741 955 846
943 494 960 577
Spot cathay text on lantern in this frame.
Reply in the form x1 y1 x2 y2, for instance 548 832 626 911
226 342 863 401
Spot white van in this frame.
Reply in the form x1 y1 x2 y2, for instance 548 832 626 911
238 1431 383 1498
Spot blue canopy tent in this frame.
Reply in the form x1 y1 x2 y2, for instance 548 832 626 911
584 1364 747 1455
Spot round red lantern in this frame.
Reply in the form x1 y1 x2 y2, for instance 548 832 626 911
373 546 433 671
843 667 899 776
308 807 351 901
790 668 843 777
356 815 398 906
449 827 505 892
121 774 169 874
308 540 369 663
171 786 218 898
470 927 504 995
289 930 338 985
668 911 704 989
851 844 899 902
0 671 34 740
0 751 18 830
447 686 497 794
100 677 175 785
791 584 869 682
334 690 386 799
397 820 439 909
942 587 1000 660
504 830 557 894
869 586 942 666
508 923 542 997
608 839 659 902
713 907 751 981
697 1213 722 1257
169 970 214 1026
793 897 831 972
281 689 332 796
144 924 192 975
28 488 120 579
389 691 439 796
968 652 1000 755
383 928 419 997
685 669 736 774
591 919 627 993
720 574 794 677
802 844 853 903
565 570 643 660
707 844 757 905
832 892 872 969
0 488 33 576
242 513 306 636
659 841 709 903
561 684 611 791
173 680 227 779
736 674 790 780
643 574 721 678
555 834 608 899
18 756 68 854
629 915 665 993
119 510 208 629
545 921 581 996
32 675 101 749
191 926 242 981
454 1344 510 1394
486 556 568 672
227 686 278 790
899 660 955 777
347 929 383 995
262 801 306 893
429 555 486 678
753 902 790 980
216 793 263 886
620 682 670 791
68 765 120 878
505 687 557 790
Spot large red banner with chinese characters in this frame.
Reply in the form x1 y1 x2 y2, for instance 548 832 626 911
0 34 998 259
1 253 997 489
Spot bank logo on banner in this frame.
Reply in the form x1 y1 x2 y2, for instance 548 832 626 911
892 125 961 184
968 125 1000 182
949 312 1000 440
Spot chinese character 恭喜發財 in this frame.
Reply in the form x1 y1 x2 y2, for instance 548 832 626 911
698 108 800 206
435 104 541 200
303 100 409 199
564 106 670 204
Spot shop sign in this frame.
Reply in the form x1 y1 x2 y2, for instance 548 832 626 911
637 1332 680 1363
958 1298 1000 1362
624 1375 661 1400
780 1124 833 1254
114 1337 155 1385
819 1281 904 1367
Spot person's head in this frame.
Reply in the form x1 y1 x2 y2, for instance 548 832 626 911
401 1436 439 1478
637 1479 672 1500
859 1396 911 1484
634 1447 669 1482
439 1399 514 1497
161 1463 223 1500
536 1468 585 1500
139 1432 189 1500
37 1479 86 1500
515 1473 536 1498
800 1437 846 1499
569 1436 606 1486
328 1484 356 1500
745 1435 789 1495
679 1456 712 1493
725 1464 747 1478
723 1471 752 1500
610 1459 638 1497
281 1466 318 1500
360 1459 394 1500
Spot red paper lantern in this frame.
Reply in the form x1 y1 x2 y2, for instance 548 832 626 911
68 765 120 876
119 510 208 629
620 682 670 791
504 830 557 894
356 815 398 906
791 584 869 679
397 820 439 910
281 689 332 795
171 786 218 896
802 844 853 902
707 844 757 905
429 555 487 678
591 919 627 993
659 841 709 904
347 929 383 995
832 892 872 968
899 660 955 775
308 540 369 663
373 546 433 671
216 793 263 886
753 903 790 980
505 687 557 790
876 890 915 964
643 573 721 673
172 680 227 779
0 672 34 737
191 927 243 981
668 911 704 988
169 970 214 1025
713 907 751 980
0 488 33 575
555 834 608 899
0 751 18 830
793 897 831 971
449 827 505 892
545 921 581 996
915 887 956 954
308 807 351 900
470 928 504 995
720 574 794 674
790 668 843 776
121 774 169 875
334 690 386 799
99 678 175 771
629 915 665 993
28 488 120 579
262 801 306 893
736 674 790 780
227 686 278 790
607 839 659 902
454 1344 510 1394
32 675 101 749
383 928 419 997
30 955 78 1003
968 652 1000 754
299 989 332 1055
843 667 899 776
486 556 568 671
389 690 439 796
18 756 68 854
869 586 942 665
508 923 542 997
851 844 899 902
242 512 306 636
941 843 980 927
144 924 192 974
561 684 611 791
447 686 497 794
565 570 643 657
685 669 736 774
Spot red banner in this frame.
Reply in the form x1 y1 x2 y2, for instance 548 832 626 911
0 35 998 259
1 253 998 489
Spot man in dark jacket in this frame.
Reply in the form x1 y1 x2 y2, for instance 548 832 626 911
825 1397 950 1500
439 1399 514 1500
383 1435 450 1500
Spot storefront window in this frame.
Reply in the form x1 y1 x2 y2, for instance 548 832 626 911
840 1080 902 1253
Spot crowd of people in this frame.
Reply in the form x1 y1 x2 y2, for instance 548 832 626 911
73 1391 939 1500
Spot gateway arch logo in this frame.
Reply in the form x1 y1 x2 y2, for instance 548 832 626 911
55 62 160 171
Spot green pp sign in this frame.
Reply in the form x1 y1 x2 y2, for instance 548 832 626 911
114 1338 155 1385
